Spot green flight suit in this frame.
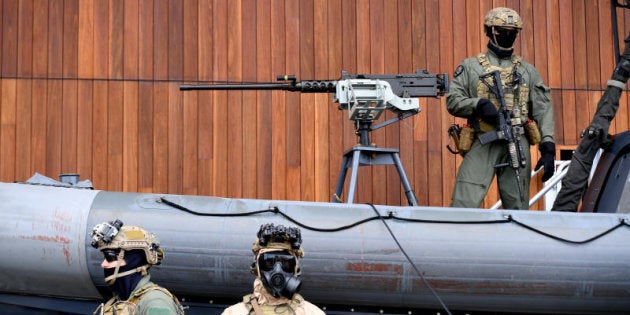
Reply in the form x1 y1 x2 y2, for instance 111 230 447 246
446 49 555 210
94 275 184 315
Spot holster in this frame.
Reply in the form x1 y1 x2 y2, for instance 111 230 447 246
525 119 541 145
447 124 475 156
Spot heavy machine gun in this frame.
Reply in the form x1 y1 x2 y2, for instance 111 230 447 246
181 70 448 206
477 70 528 206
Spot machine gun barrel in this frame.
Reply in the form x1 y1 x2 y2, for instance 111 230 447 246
180 75 337 93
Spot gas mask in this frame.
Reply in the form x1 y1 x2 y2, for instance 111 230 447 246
258 250 302 299
488 26 519 50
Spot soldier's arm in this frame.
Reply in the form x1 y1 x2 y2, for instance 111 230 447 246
527 66 555 144
446 60 482 118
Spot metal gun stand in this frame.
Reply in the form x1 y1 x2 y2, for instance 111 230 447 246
333 119 418 206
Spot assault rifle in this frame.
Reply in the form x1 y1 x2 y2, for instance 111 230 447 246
477 70 528 206
181 70 448 146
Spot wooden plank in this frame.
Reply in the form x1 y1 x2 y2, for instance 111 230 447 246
256 0 272 199
78 0 94 78
61 80 78 173
107 81 123 191
18 0 33 76
46 80 62 178
63 0 78 78
15 79 32 180
197 0 214 196
182 83 198 195
226 0 243 198
92 81 108 189
598 0 614 89
383 0 401 205
412 0 428 205
168 0 183 80
31 80 47 175
559 0 577 145
211 0 228 197
109 0 123 78
93 0 109 79
32 0 47 77
585 0 601 88
2 0 18 77
154 0 168 80
285 0 301 200
1 79 16 181
48 0 63 77
123 0 139 79
198 0 212 81
139 0 154 80
439 0 455 207
183 0 198 81
242 0 257 199
138 82 154 192
313 0 329 202
397 0 414 205
167 83 182 194
153 83 168 193
270 0 287 200
77 80 93 181
299 0 315 201
123 81 138 192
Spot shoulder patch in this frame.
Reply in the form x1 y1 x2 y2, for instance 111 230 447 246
454 65 464 78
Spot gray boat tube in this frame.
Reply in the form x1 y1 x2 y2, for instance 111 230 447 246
1 181 630 314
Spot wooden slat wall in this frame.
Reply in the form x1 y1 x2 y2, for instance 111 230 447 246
1 0 629 209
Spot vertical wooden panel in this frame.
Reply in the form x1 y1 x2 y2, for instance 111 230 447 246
77 81 93 180
107 81 123 191
270 0 287 200
32 1 47 77
1 79 16 181
123 81 138 192
242 0 257 199
559 0 577 145
2 0 18 77
61 80 78 172
168 0 183 80
168 83 183 194
411 0 428 205
109 0 123 78
256 0 272 199
31 80 47 175
18 0 33 77
138 82 154 192
48 0 63 78
92 81 108 189
139 0 154 80
211 0 228 197
46 80 62 177
93 0 108 78
226 0 243 198
285 0 301 201
153 84 168 193
313 0 329 202
154 0 168 80
15 79 32 180
78 0 94 78
123 0 139 79
63 0 78 78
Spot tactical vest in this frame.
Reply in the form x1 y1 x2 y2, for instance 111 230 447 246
476 53 530 133
242 294 302 315
94 284 185 315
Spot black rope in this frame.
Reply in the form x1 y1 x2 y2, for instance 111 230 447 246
159 197 630 245
367 203 452 315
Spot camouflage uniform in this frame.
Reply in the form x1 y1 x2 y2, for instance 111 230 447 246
447 7 555 210
95 275 183 315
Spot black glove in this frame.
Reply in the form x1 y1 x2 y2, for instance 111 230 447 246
476 98 498 125
611 34 630 83
535 142 555 182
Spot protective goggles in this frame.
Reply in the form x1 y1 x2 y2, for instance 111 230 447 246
102 249 121 262
258 251 296 273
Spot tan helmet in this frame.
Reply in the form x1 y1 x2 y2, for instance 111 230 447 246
484 7 523 29
250 223 303 276
90 219 164 265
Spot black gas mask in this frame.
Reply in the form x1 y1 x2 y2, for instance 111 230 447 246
258 250 302 299
487 26 519 50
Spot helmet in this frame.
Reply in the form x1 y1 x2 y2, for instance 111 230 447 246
90 219 164 265
484 7 523 29
251 223 304 259
251 223 304 299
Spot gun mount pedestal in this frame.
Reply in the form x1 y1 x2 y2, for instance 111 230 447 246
333 146 418 206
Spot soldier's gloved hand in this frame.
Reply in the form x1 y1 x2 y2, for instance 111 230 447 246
476 99 498 125
623 33 630 61
535 142 556 182
611 33 630 83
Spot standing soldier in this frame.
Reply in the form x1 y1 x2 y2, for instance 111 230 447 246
222 223 325 315
446 7 556 210
90 219 185 315
552 35 630 211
